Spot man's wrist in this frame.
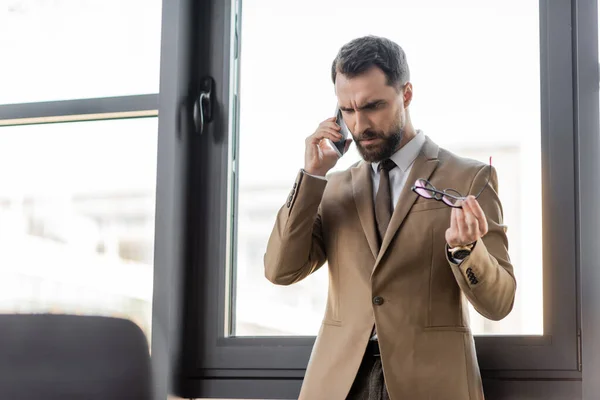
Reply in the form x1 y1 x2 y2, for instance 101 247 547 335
302 168 327 179
447 240 477 249
446 241 477 262
303 167 326 176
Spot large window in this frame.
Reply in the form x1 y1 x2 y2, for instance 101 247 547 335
234 0 542 336
0 0 161 345
0 119 157 340
0 0 162 104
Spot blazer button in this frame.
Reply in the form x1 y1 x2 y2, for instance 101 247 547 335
373 296 384 305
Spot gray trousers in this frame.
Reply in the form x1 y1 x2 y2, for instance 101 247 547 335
346 353 391 400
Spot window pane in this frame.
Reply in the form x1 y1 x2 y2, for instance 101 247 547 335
0 0 162 104
234 0 541 336
0 118 157 343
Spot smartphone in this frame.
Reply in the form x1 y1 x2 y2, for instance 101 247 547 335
331 107 350 157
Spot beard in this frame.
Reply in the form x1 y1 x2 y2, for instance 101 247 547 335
353 121 404 163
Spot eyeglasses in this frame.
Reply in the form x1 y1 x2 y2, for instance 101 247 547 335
411 157 492 208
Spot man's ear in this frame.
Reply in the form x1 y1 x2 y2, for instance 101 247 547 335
402 82 413 108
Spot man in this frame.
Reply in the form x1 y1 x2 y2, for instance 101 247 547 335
264 35 516 400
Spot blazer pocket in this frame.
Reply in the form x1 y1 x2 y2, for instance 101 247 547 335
410 201 449 213
423 325 471 333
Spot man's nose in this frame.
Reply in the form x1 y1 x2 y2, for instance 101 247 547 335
352 112 371 136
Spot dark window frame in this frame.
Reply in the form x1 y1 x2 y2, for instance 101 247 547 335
0 95 158 127
574 0 600 398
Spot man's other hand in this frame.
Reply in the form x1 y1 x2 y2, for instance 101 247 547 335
445 195 488 247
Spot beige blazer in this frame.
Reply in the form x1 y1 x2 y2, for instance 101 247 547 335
264 136 516 400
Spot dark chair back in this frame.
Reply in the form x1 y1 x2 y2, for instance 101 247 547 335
0 314 152 400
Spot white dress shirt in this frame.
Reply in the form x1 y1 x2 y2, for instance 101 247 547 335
369 130 426 210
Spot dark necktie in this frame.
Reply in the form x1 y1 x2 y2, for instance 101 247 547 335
375 159 397 247
371 159 397 340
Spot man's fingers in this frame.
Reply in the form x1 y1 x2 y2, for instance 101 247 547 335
318 138 342 155
318 138 329 150
446 208 459 245
308 129 342 144
460 200 478 233
451 207 459 230
456 208 469 241
466 196 488 235
320 121 341 131
448 197 488 246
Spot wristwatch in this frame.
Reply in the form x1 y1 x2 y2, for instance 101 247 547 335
448 241 476 261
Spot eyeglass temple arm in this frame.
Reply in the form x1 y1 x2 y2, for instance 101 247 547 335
472 157 493 198
411 186 464 201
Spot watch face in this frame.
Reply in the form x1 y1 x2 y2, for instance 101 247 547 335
453 249 471 260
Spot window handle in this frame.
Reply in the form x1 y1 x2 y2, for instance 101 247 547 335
193 76 215 135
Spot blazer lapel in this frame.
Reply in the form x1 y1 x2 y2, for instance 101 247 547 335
351 162 379 259
374 137 440 269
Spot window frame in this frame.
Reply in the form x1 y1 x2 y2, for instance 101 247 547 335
151 0 593 398
0 95 158 126
574 0 600 398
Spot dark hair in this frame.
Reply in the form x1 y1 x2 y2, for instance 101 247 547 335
331 35 410 90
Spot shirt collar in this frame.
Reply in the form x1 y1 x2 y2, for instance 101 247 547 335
371 130 426 174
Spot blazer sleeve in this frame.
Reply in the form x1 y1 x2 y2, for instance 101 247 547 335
264 169 328 285
447 165 517 321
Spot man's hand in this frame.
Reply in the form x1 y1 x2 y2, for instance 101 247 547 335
445 195 488 247
304 117 352 177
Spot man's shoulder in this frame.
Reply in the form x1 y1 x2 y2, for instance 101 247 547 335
437 146 488 173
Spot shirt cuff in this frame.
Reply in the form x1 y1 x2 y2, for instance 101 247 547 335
450 256 465 265
446 243 467 265
302 169 327 180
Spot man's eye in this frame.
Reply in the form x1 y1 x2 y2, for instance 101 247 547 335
362 103 380 111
